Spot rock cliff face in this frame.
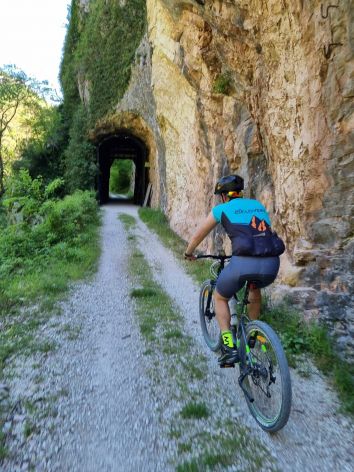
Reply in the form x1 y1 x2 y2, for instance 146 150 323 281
85 1 353 358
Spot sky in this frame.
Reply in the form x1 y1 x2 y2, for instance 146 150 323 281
0 0 71 98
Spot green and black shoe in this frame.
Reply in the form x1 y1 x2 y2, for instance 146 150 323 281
218 344 240 367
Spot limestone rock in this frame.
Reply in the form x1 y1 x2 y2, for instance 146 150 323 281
76 0 354 358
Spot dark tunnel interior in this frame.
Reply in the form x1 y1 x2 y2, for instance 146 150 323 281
97 133 149 205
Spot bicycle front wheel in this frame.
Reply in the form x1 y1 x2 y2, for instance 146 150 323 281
239 320 292 433
199 280 221 351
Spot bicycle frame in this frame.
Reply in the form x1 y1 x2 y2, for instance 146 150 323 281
198 254 256 402
197 254 292 432
226 281 257 403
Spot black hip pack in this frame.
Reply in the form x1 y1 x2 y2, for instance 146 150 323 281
231 216 285 257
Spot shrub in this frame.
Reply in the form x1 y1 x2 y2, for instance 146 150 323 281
41 190 99 243
212 73 233 95
0 170 99 279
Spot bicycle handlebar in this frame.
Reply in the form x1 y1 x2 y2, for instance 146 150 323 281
196 254 232 260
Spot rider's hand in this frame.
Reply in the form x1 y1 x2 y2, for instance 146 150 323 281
184 252 196 261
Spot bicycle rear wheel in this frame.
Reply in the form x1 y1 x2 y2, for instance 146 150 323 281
199 280 221 351
239 320 292 433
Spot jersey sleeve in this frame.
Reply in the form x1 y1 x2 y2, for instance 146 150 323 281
212 203 224 223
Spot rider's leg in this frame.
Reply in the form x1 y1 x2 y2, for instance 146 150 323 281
214 289 231 331
214 289 238 364
248 287 261 320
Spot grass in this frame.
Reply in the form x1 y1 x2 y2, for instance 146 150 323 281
262 304 354 414
130 288 158 298
139 208 354 415
176 426 269 471
138 208 210 284
24 420 38 439
61 323 81 341
0 221 100 377
180 402 210 419
118 213 136 230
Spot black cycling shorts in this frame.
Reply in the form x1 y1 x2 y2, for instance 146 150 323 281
215 255 280 299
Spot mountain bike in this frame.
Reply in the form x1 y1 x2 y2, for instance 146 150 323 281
198 254 292 433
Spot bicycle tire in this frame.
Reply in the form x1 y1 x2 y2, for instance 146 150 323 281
199 280 221 351
238 320 292 433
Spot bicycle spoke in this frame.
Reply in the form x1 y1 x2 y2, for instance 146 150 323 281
243 328 286 426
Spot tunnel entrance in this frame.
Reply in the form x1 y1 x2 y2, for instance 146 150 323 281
97 133 149 205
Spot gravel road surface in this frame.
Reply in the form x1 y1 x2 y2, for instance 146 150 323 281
1 203 353 471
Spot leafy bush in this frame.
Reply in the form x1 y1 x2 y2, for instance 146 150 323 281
0 170 99 282
13 105 67 184
41 190 99 243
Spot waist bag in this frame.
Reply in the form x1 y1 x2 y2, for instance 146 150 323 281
231 217 285 257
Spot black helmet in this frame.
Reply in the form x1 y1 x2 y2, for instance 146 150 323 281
214 175 244 194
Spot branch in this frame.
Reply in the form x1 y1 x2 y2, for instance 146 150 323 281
0 99 20 133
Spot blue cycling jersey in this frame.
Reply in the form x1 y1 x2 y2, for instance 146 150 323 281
212 198 271 226
211 198 284 257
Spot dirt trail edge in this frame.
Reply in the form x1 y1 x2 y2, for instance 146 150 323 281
1 204 353 472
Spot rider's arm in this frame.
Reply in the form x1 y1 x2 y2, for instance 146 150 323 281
185 212 218 256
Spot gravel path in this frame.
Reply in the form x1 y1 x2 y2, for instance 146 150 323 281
1 203 353 471
1 204 172 471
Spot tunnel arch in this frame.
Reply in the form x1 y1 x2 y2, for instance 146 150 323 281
97 131 149 205
90 111 160 207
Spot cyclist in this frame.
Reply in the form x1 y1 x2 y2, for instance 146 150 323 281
184 175 284 366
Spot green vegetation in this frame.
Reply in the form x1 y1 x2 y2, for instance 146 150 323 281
139 207 354 415
0 170 101 457
131 288 158 298
180 402 210 419
13 105 66 184
0 65 58 194
0 170 100 368
212 72 233 95
118 213 136 230
262 305 354 414
175 423 268 472
59 0 146 193
110 159 134 195
24 420 38 439
0 431 6 460
72 0 146 125
138 208 211 283
63 104 96 194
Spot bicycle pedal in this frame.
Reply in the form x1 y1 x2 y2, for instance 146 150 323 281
220 363 235 369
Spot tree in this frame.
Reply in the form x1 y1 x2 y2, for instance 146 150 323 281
13 104 67 183
0 65 57 195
